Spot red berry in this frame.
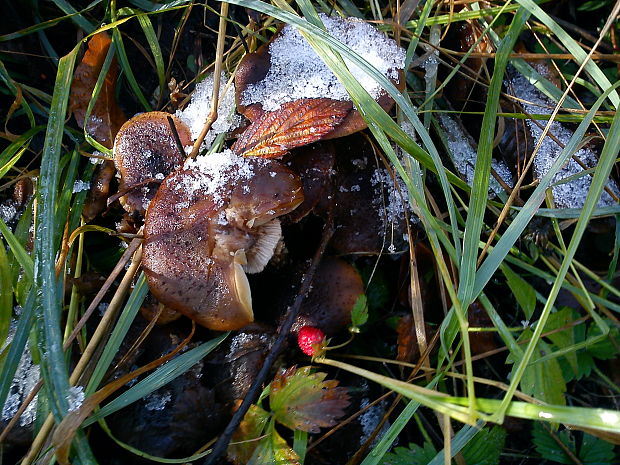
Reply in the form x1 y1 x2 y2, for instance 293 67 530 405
297 326 326 356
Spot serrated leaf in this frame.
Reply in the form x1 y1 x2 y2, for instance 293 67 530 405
508 329 566 405
247 420 300 465
70 32 126 149
461 426 506 465
544 308 578 377
350 294 368 329
532 422 574 464
501 265 536 319
232 98 351 158
382 441 438 465
269 366 350 433
579 431 617 464
227 404 271 465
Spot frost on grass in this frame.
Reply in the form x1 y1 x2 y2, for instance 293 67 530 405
176 72 241 148
72 180 91 193
241 14 406 111
67 386 85 412
1 322 40 427
439 114 513 198
144 389 172 411
508 71 619 208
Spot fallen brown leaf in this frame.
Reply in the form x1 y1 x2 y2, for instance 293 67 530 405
70 32 126 149
232 98 351 158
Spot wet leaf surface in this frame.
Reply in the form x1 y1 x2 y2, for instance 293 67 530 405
232 99 351 158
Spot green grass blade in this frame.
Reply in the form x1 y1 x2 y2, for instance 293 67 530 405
491 84 620 423
474 80 620 299
86 273 149 394
427 421 486 465
514 0 619 107
137 13 166 101
0 242 12 347
111 28 152 111
83 333 228 426
0 219 34 283
50 0 96 33
457 6 529 306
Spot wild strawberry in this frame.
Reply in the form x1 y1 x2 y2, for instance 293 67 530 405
297 326 326 356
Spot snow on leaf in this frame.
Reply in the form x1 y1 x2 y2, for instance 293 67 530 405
269 366 350 433
70 32 126 149
232 99 351 158
227 404 271 465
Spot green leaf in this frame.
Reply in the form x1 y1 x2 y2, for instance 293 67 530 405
227 404 272 465
501 265 536 319
269 366 350 433
350 294 368 330
383 441 437 465
532 422 574 464
544 308 578 378
461 426 506 465
579 431 617 464
509 329 567 405
247 419 300 465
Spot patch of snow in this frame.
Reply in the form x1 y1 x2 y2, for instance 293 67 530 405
179 149 260 209
67 386 85 412
1 321 40 426
241 13 406 111
72 180 91 193
144 389 172 411
0 201 17 224
508 71 619 208
370 167 413 226
176 72 241 148
439 114 512 198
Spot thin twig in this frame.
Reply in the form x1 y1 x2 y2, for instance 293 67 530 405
187 2 229 159
167 115 188 158
204 217 334 465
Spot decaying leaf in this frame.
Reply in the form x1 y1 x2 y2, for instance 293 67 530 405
227 404 271 464
269 366 350 433
232 98 351 158
247 420 301 465
70 32 126 149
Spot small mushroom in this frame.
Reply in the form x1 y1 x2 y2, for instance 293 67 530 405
292 257 365 336
113 111 192 215
142 150 303 331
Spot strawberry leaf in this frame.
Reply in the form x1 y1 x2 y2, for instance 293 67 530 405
269 366 350 433
247 419 300 465
227 404 271 465
232 98 351 158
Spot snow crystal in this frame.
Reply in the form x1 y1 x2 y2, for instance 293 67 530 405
0 201 17 224
241 14 406 111
1 322 40 427
67 386 85 412
179 149 259 209
144 389 172 411
176 72 241 147
439 114 513 198
72 180 91 193
508 71 619 208
370 167 413 226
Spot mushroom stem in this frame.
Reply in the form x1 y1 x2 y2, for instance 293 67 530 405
204 215 334 465
187 1 229 159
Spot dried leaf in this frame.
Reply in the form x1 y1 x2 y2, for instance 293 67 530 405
70 32 126 148
269 366 350 433
227 404 271 465
232 98 351 158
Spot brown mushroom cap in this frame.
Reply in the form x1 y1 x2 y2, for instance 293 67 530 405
292 258 365 336
113 111 192 215
143 153 303 331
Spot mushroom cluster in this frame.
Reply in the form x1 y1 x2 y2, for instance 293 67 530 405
110 14 409 332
